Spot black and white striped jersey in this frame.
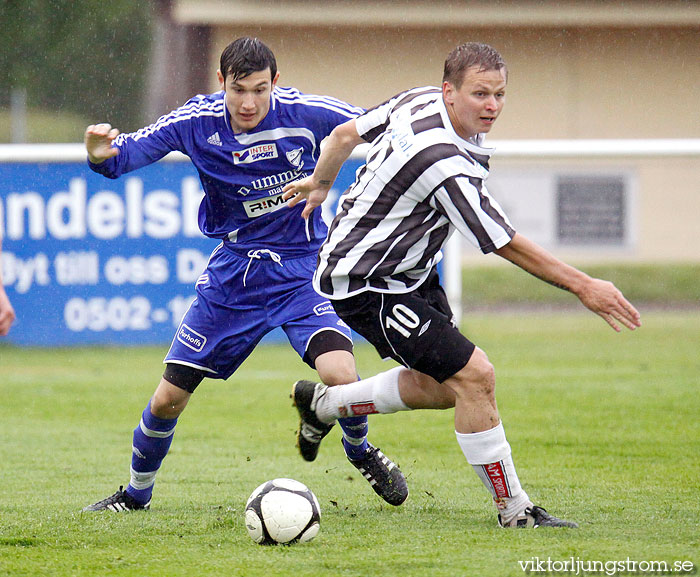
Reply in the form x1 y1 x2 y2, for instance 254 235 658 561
314 86 515 299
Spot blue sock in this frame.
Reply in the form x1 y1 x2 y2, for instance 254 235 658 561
339 416 369 460
125 401 177 505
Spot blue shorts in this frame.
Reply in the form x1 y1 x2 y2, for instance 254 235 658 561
164 244 353 380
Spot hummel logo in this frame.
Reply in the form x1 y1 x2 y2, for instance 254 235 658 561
207 132 222 146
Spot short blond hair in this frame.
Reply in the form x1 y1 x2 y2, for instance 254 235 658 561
443 43 507 88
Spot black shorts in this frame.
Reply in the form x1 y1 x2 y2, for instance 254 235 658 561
331 269 475 383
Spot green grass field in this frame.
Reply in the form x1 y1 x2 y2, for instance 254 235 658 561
461 263 700 307
1 311 698 577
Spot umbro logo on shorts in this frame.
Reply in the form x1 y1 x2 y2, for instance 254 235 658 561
418 319 431 336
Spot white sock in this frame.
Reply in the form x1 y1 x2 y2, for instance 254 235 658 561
455 422 533 523
315 367 409 423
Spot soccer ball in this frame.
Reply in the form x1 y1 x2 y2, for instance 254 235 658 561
244 478 321 545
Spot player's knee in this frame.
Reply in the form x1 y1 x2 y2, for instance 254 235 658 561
321 371 357 387
317 355 357 386
447 348 496 400
314 349 357 386
467 348 496 393
306 330 355 386
150 377 192 419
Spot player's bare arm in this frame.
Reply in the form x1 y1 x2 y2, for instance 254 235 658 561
0 284 14 335
283 119 363 219
495 233 641 332
0 240 16 336
84 123 120 164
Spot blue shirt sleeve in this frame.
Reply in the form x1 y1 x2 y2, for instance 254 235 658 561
87 99 196 179
273 88 364 151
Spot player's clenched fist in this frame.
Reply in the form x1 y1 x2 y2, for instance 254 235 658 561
84 123 120 164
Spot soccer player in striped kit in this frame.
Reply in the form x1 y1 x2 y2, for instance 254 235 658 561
284 42 641 527
82 37 407 512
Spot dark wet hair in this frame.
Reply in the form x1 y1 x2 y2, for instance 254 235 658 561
443 42 507 87
219 37 277 82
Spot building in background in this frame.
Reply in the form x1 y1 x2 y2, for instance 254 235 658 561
148 0 700 263
150 0 700 140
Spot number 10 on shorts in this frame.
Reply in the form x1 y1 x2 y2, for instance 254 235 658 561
384 304 420 338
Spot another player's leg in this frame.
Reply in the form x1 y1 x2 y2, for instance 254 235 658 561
445 349 577 528
277 254 408 504
294 278 577 527
82 285 221 512
295 332 354 461
83 367 202 511
311 347 408 506
293 361 577 526
83 246 273 512
284 299 370 461
292 325 407 505
312 345 369 460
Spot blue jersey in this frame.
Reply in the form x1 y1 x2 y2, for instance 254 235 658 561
89 87 363 256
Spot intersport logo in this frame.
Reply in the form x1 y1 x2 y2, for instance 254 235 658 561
233 143 278 165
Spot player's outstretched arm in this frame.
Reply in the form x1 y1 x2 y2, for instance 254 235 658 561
0 286 14 336
494 233 641 332
283 119 363 219
0 241 16 336
84 123 120 164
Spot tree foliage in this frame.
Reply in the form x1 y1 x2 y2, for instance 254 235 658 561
0 0 153 131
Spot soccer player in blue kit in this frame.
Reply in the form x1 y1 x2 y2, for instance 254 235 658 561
82 37 407 511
